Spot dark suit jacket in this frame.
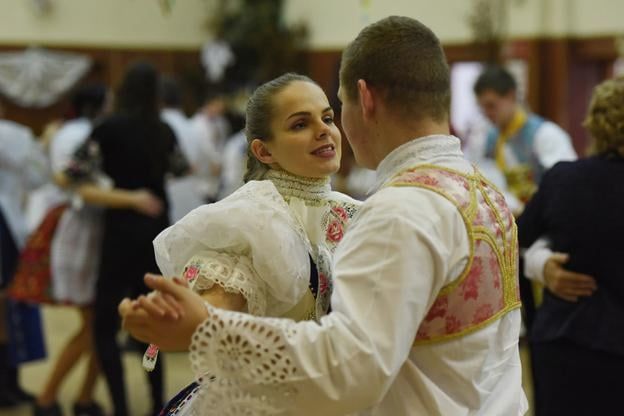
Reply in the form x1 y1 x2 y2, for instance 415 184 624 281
517 152 624 355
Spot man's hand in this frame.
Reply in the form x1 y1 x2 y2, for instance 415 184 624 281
543 253 597 302
118 274 209 351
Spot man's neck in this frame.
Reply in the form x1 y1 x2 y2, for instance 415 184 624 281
499 108 527 139
500 106 522 132
374 118 450 166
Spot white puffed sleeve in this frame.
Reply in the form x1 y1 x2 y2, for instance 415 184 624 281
153 180 311 317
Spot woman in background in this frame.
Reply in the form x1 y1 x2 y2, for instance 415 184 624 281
517 76 624 416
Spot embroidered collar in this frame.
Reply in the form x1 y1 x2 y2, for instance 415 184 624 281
265 169 331 203
373 135 463 192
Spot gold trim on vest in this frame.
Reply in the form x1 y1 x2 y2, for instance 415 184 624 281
387 165 521 345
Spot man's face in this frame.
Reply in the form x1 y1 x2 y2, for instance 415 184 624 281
337 84 376 170
477 89 517 128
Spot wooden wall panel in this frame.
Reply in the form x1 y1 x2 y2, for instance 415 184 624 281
0 45 201 135
305 50 341 99
1 36 618 148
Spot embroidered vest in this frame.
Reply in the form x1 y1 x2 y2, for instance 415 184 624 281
388 165 521 344
485 114 545 203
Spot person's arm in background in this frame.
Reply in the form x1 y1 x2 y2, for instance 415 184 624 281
533 122 577 169
524 237 553 284
518 169 596 302
0 126 49 190
53 134 163 217
54 171 162 217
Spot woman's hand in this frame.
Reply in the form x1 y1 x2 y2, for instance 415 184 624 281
543 253 597 302
131 190 164 217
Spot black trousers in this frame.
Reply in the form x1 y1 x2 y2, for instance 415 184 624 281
0 208 21 402
531 338 624 416
0 207 18 289
93 230 165 416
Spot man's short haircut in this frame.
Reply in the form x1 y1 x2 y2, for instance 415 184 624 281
339 16 450 122
473 66 517 97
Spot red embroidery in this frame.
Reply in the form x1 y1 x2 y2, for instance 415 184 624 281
410 174 439 187
487 207 497 224
332 206 349 221
495 193 507 209
445 315 462 333
489 254 502 290
146 343 159 358
319 273 330 294
473 303 494 324
416 324 432 340
424 297 448 322
462 258 482 300
184 265 199 282
474 209 484 226
326 220 344 243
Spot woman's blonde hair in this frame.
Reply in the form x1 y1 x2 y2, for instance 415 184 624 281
243 73 316 182
584 76 624 155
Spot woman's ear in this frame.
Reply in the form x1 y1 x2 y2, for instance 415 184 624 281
250 139 274 164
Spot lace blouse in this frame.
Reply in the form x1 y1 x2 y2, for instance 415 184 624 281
153 169 360 320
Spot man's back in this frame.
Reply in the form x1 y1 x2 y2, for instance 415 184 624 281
351 135 526 415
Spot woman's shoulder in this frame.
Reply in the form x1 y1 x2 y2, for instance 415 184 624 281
327 190 363 210
545 156 606 182
90 113 130 137
225 179 283 205
179 180 289 229
153 179 310 290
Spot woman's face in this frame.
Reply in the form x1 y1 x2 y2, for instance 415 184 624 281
259 81 342 178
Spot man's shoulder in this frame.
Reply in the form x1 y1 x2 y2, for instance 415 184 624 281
366 184 464 222
533 118 571 140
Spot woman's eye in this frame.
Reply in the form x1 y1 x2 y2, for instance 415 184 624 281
292 121 306 130
323 116 334 124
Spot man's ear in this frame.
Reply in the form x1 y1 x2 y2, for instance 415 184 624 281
357 79 375 120
250 139 274 164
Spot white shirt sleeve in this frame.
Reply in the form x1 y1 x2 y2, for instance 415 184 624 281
191 115 221 167
533 122 577 169
523 237 553 284
187 187 470 415
0 123 47 187
21 141 49 190
219 132 246 198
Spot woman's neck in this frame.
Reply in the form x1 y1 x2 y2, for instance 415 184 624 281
264 169 331 203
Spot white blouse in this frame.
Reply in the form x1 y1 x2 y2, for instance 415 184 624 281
185 136 528 415
153 170 360 318
0 120 48 248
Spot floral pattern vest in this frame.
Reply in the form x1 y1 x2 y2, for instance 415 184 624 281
388 165 521 344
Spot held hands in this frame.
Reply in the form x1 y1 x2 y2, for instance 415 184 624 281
118 274 209 351
543 253 597 302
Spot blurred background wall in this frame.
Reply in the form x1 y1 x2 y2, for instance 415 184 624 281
0 0 622 153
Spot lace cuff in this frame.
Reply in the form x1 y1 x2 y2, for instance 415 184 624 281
188 307 300 415
182 252 267 316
